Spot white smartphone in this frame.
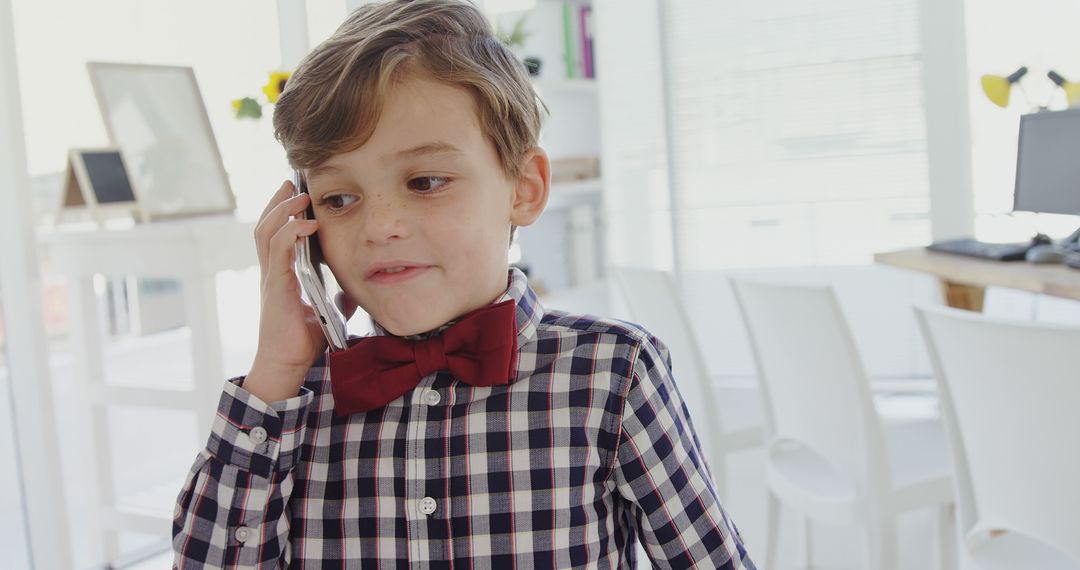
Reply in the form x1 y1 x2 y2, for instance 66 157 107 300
292 170 349 352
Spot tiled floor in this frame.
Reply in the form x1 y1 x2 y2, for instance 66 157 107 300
1 269 952 569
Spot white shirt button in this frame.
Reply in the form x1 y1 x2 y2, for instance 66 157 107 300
248 426 268 445
422 389 442 406
418 496 438 515
235 525 254 544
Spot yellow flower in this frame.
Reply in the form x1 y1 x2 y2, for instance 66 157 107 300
262 71 292 104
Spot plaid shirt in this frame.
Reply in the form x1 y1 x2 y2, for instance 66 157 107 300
172 268 754 569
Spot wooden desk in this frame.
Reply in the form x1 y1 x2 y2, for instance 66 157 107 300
875 247 1080 311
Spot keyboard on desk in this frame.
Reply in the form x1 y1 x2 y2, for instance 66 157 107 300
926 238 1032 261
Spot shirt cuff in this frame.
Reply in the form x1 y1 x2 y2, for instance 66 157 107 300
204 376 314 478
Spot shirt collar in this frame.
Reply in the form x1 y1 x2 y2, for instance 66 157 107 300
369 267 543 350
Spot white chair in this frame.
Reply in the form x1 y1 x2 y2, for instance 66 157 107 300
731 278 952 570
608 267 764 500
916 306 1080 570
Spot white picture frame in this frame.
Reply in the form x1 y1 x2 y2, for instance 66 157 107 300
86 62 236 220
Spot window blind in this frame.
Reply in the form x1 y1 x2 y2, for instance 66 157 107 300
662 0 932 268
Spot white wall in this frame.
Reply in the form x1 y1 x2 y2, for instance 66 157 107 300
965 0 1080 243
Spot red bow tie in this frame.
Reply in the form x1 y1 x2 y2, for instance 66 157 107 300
328 300 519 415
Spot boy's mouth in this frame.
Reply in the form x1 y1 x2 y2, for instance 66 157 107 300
365 261 433 283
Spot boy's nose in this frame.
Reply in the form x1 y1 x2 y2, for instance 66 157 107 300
361 192 409 244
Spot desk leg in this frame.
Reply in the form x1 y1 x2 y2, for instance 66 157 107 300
941 280 985 312
66 276 120 564
182 274 225 443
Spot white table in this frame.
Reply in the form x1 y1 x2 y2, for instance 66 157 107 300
41 215 256 561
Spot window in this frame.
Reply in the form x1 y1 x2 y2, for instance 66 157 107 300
661 0 931 268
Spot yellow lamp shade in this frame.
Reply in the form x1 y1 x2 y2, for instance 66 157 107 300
981 75 1012 107
981 66 1028 108
1048 70 1080 107
1064 83 1080 107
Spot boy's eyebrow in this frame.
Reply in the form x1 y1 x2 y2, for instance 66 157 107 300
307 142 464 181
388 141 465 162
308 164 340 181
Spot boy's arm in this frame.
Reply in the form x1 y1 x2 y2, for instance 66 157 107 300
612 336 756 569
172 375 315 569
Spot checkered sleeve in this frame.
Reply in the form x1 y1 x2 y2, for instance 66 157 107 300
172 375 315 569
613 335 756 569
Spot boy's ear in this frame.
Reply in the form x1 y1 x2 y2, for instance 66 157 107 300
509 147 550 227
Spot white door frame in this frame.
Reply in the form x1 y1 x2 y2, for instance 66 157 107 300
277 0 310 69
0 0 73 568
920 0 976 241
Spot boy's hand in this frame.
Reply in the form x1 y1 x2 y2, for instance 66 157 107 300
244 179 357 403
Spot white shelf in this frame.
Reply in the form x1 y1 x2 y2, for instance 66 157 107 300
531 78 598 95
551 177 601 195
536 0 592 5
501 0 602 291
548 178 602 209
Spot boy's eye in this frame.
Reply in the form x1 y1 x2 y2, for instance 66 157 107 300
408 176 450 193
320 194 358 211
317 177 449 211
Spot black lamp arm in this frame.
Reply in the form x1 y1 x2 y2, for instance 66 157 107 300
1007 66 1029 84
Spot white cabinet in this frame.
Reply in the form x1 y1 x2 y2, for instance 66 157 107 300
673 199 932 270
812 197 931 265
679 204 815 270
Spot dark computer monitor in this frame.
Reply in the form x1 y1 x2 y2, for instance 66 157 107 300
1014 108 1080 216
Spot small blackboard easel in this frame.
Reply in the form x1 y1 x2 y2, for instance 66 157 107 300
60 147 146 226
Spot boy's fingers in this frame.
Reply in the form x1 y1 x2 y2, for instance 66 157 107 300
266 218 319 281
255 191 311 269
255 181 296 263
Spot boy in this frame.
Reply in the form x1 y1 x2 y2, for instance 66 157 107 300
172 0 753 567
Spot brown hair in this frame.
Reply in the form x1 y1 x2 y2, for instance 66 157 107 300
273 0 547 183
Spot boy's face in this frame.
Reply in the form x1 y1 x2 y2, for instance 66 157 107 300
304 73 548 337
